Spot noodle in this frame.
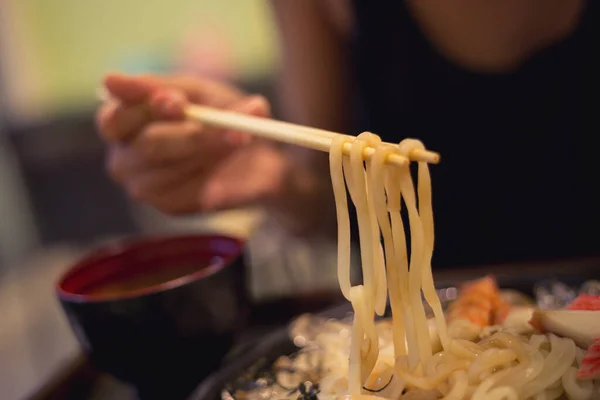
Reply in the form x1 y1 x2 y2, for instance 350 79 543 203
520 335 576 398
386 163 419 371
394 159 432 366
398 140 450 351
369 144 407 360
326 134 597 400
351 285 379 382
234 132 597 400
562 367 594 400
329 136 353 300
359 133 388 317
347 137 376 308
441 370 468 400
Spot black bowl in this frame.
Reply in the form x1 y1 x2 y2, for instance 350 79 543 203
56 234 249 400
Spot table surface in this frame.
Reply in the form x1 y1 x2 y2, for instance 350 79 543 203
0 246 84 400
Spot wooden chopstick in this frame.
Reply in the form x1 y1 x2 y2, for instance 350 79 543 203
98 88 439 166
185 105 440 166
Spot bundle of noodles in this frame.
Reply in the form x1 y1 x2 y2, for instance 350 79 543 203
328 133 600 399
226 132 600 400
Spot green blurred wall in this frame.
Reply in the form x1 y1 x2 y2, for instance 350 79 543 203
9 0 277 118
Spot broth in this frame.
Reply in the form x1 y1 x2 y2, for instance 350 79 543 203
89 263 208 296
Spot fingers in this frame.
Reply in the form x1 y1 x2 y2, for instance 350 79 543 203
129 120 229 164
97 88 189 143
106 143 209 215
199 144 286 211
103 73 243 108
103 94 269 174
124 161 208 211
148 144 283 215
107 141 286 216
161 75 244 107
98 72 276 216
104 73 161 105
97 101 151 142
105 121 221 178
103 72 270 117
98 72 269 144
145 175 211 215
105 118 234 204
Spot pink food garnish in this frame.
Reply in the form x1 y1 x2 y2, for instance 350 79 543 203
577 337 600 380
567 294 600 311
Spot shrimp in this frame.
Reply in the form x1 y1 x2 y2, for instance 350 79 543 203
448 276 502 328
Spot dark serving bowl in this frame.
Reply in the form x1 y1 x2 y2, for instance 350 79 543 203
56 234 249 400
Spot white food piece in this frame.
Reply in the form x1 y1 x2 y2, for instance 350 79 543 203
532 310 600 348
502 307 536 335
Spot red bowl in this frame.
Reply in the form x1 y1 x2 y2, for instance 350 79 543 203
56 234 249 400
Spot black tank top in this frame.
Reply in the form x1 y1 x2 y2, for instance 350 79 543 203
349 0 599 268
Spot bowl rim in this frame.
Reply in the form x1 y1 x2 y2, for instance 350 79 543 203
56 234 245 304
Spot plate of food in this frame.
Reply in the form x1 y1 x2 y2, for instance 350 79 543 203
193 277 600 400
193 136 600 400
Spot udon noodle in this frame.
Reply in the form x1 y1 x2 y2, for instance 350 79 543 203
325 134 598 399
223 134 599 400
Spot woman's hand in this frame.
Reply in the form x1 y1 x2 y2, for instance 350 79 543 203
96 73 288 215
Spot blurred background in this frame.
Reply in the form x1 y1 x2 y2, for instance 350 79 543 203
0 1 343 399
0 0 278 250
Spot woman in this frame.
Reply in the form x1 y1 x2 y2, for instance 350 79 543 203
97 0 599 268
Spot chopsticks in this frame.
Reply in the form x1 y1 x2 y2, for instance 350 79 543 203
98 88 439 166
185 105 440 166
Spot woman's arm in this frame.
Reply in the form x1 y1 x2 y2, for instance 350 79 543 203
266 0 353 237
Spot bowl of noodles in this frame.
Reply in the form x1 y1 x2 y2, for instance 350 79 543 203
193 135 600 400
193 277 600 400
